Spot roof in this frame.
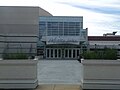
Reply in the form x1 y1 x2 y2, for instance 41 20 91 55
88 36 120 41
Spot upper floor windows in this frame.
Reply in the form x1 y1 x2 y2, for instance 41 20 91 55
39 21 83 36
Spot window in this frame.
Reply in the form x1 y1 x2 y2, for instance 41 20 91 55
64 28 69 35
77 50 79 57
58 49 61 57
64 22 69 27
39 19 82 37
65 49 68 57
69 49 71 57
39 22 46 36
59 22 63 35
47 49 49 57
51 49 53 57
73 49 76 58
81 31 86 39
47 22 59 36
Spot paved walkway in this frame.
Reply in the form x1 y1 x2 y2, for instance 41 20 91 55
35 84 82 90
36 60 83 90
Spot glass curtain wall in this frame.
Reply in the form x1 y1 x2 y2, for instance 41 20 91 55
39 22 82 36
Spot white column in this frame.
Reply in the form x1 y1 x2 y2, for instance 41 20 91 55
67 49 69 58
58 49 59 58
56 49 58 58
46 49 47 58
71 49 72 58
60 49 62 58
49 49 51 58
57 49 59 58
71 49 73 58
78 49 80 57
64 49 66 58
53 49 54 58
75 49 77 58
63 49 65 59
68 49 69 58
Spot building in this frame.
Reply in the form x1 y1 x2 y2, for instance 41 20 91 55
88 35 120 58
38 16 88 59
0 6 52 58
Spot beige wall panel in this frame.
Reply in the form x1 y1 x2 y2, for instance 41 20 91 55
0 6 39 24
0 6 52 57
0 24 38 35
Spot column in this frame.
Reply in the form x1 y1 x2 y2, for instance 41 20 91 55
75 49 77 58
46 49 47 58
60 49 61 58
53 48 55 58
71 49 73 58
49 49 51 58
64 49 65 58
60 49 62 58
67 49 69 58
46 49 48 58
57 49 59 58
77 49 80 58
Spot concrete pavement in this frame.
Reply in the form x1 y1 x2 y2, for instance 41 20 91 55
36 60 83 90
35 84 82 90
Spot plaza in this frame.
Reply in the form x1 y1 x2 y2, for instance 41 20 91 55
37 60 82 90
38 60 82 84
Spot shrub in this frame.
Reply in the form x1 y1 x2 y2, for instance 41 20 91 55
83 48 117 60
83 51 96 59
2 53 28 59
103 48 117 60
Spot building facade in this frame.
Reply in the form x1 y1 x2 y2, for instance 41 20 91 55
88 35 120 58
38 16 88 59
0 6 52 58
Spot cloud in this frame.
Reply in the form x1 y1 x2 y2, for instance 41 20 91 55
56 0 120 35
73 5 119 15
57 1 120 15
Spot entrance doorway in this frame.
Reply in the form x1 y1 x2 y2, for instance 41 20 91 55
46 48 80 59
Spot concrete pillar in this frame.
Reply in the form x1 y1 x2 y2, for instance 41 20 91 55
53 49 54 58
57 49 59 58
71 49 73 58
49 49 51 59
75 49 77 58
67 49 69 58
46 49 47 58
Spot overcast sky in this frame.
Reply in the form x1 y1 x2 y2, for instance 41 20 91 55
0 0 120 36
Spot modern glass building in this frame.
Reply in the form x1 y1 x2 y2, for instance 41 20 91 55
38 16 88 59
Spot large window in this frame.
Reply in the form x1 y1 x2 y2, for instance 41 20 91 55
59 22 63 35
81 30 87 39
41 22 81 36
39 17 83 36
39 22 46 36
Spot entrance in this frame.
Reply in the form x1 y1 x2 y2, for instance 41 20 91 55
46 48 80 59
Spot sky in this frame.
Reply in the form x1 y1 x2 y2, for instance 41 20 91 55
0 0 120 36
